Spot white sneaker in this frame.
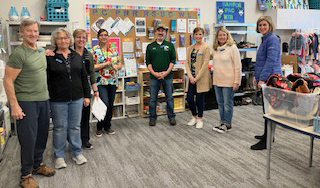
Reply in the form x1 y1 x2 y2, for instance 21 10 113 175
55 158 67 169
187 117 197 126
72 154 87 165
195 120 203 129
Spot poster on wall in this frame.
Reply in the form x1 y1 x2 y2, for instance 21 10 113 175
188 19 197 34
177 19 187 33
108 38 121 57
91 17 105 33
216 1 245 23
122 38 134 53
135 17 146 37
101 17 114 35
123 54 137 77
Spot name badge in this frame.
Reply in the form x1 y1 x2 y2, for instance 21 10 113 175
198 53 204 56
219 49 225 52
56 58 63 64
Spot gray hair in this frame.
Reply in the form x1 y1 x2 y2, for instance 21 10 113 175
51 27 74 49
19 18 40 31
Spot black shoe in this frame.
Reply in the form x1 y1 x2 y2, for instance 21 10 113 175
169 118 176 126
82 141 93 150
106 128 115 135
250 139 267 150
255 135 275 142
254 135 265 140
149 119 156 126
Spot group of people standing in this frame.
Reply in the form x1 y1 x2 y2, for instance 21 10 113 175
4 18 122 188
4 15 281 188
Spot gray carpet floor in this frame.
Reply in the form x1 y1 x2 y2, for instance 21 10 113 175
1 105 320 188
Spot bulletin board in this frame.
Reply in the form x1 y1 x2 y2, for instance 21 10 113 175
85 4 200 64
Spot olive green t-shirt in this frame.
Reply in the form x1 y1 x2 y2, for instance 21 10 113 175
145 40 176 80
7 44 49 101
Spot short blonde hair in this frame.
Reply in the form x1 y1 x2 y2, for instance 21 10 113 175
213 28 235 51
256 16 274 33
19 18 40 31
51 27 74 49
73 29 88 40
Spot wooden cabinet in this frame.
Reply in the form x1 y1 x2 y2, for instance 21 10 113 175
139 68 185 118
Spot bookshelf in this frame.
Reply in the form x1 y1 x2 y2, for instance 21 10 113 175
139 68 185 118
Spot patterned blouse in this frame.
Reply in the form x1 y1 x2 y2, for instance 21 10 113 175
190 48 198 76
91 45 120 86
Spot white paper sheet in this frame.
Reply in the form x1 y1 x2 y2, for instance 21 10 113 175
177 47 187 61
100 17 114 35
188 19 197 33
177 19 187 33
123 54 137 77
91 97 107 121
122 42 134 53
142 42 151 54
110 17 122 36
135 17 146 36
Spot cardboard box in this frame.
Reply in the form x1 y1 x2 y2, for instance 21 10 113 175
282 55 298 73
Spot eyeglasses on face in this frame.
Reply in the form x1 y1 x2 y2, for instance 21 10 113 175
56 37 70 41
99 34 108 37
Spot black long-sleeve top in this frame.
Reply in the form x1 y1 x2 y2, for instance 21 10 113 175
47 49 91 102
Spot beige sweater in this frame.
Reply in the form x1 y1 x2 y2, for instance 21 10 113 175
212 44 242 87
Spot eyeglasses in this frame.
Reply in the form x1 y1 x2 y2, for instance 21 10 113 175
99 34 108 37
56 37 70 41
76 36 87 40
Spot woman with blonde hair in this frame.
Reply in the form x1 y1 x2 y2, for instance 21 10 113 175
212 27 241 133
185 27 211 129
251 16 281 150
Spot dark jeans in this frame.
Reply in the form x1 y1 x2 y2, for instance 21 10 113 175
149 78 175 120
97 85 117 131
81 104 91 143
16 100 50 176
186 83 205 117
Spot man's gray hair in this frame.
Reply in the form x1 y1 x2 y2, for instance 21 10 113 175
51 27 74 49
19 18 40 31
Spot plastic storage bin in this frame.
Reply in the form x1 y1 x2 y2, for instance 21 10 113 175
125 83 140 91
46 0 69 22
309 0 320 9
262 85 320 127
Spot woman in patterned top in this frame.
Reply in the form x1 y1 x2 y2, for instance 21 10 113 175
91 29 123 137
185 27 211 129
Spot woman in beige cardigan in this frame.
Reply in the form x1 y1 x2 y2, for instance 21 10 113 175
185 27 211 129
211 28 241 133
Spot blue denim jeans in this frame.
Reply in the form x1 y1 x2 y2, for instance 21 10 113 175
51 98 84 158
149 78 175 120
214 86 234 125
186 83 205 117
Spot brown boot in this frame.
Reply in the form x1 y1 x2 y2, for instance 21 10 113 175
20 174 39 188
33 163 56 177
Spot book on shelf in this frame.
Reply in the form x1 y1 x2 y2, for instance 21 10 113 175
114 93 122 103
112 106 123 117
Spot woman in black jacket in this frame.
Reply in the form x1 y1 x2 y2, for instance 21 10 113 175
47 28 91 169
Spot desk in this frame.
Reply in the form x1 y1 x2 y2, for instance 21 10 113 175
264 114 320 179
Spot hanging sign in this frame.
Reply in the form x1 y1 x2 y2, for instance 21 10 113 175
216 1 244 23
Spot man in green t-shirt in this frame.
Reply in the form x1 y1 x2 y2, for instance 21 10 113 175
3 18 55 188
145 24 176 126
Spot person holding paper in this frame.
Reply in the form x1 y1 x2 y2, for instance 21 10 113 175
211 28 241 133
91 29 123 137
4 18 55 188
185 27 211 129
146 24 176 126
47 28 91 169
73 29 99 150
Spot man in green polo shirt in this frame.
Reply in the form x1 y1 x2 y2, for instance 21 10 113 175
4 18 55 188
146 24 176 126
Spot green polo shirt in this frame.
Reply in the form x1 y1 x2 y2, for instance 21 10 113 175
145 40 176 80
7 44 49 101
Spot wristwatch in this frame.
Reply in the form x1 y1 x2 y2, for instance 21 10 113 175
93 90 99 93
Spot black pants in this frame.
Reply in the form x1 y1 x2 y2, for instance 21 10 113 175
261 90 270 137
16 100 50 176
186 83 205 117
80 104 91 143
97 85 117 131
